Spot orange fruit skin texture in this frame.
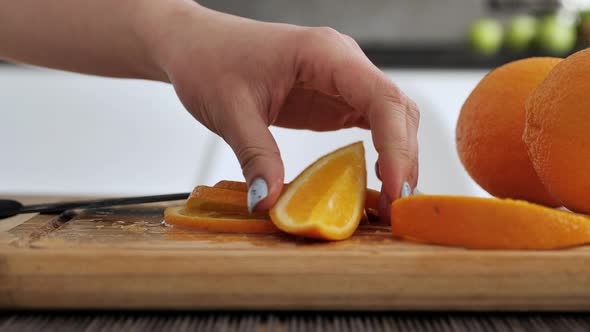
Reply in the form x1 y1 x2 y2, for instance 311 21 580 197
391 195 590 250
524 48 590 214
456 57 562 207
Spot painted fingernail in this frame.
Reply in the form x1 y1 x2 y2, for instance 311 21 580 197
400 181 412 198
247 178 268 213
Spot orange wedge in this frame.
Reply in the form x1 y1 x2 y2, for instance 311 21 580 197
391 195 590 249
164 206 279 233
270 142 366 240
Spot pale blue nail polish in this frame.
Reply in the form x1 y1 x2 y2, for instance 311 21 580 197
401 181 411 198
247 178 268 213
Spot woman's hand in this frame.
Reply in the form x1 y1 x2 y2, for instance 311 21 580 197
0 0 418 216
143 1 420 214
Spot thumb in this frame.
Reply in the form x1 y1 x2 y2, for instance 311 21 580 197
219 100 285 213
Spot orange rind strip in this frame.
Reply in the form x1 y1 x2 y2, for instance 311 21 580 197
391 195 590 249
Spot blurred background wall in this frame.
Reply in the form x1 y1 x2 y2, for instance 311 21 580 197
198 0 486 45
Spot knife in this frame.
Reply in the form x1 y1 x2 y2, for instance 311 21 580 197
0 192 190 219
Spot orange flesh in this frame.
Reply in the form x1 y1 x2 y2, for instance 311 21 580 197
392 195 590 250
270 142 366 240
281 148 363 228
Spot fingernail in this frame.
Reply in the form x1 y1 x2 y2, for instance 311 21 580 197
400 181 411 198
247 178 268 213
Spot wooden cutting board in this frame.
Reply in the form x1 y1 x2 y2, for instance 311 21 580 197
2 200 590 311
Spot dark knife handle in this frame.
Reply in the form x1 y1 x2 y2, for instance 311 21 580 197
0 200 24 219
0 192 190 219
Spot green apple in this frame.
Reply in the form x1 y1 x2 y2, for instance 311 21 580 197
537 15 576 55
579 11 590 46
580 10 590 22
469 18 504 55
505 15 538 51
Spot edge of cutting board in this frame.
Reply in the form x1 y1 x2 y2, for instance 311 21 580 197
2 245 590 310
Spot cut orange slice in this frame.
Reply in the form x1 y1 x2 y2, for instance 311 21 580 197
270 142 366 240
214 180 292 193
365 188 380 218
213 180 248 192
186 185 248 213
391 195 590 249
164 206 279 234
186 185 269 218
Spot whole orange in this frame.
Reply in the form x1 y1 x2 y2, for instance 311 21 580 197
456 57 562 206
524 48 590 213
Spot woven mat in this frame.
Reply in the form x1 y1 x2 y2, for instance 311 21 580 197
2 312 590 331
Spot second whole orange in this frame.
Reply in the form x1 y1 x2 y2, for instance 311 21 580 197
524 48 590 214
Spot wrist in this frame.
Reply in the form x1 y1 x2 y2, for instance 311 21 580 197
131 0 204 82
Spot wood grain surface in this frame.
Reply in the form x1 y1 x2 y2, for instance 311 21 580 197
2 199 590 311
